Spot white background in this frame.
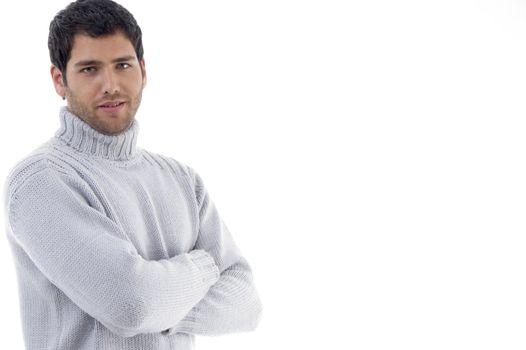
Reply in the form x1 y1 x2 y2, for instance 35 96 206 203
1 0 526 349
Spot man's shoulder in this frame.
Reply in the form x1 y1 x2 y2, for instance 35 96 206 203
140 148 196 180
3 140 64 201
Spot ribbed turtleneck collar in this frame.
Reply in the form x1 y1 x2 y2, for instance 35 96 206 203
54 107 139 161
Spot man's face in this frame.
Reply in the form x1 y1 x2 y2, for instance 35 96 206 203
51 31 147 135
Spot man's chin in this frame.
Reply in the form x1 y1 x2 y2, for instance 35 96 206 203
100 122 133 136
87 117 131 136
92 113 133 134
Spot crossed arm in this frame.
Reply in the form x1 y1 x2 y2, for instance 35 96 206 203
6 164 261 338
165 168 262 335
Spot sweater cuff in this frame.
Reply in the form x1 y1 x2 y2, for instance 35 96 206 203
188 249 220 286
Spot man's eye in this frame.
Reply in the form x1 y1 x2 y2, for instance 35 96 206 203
80 67 96 73
117 63 131 69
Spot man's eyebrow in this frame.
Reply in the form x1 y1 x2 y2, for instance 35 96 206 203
74 59 102 67
73 56 137 67
112 55 137 63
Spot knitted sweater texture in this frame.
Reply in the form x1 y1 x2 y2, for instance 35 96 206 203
3 107 261 350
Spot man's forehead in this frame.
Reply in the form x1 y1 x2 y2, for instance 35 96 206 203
69 32 137 63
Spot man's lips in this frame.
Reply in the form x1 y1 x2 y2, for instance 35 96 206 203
98 101 126 113
98 101 125 108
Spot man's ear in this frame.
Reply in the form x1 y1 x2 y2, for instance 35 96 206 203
140 58 147 88
50 65 66 99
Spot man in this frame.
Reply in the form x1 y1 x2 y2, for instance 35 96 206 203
3 0 262 349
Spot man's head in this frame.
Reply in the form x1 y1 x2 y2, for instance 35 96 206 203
49 0 146 135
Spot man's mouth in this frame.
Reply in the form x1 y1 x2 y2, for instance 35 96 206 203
99 101 124 108
98 101 125 113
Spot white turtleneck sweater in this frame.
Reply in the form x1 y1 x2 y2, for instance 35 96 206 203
3 107 262 350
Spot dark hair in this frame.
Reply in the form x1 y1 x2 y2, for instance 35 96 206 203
48 0 143 81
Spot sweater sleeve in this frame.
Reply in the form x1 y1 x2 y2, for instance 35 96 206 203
165 168 262 336
5 164 220 338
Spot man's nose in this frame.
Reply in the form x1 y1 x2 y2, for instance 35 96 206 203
101 68 119 95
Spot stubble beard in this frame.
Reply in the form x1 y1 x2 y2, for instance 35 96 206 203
65 89 143 136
